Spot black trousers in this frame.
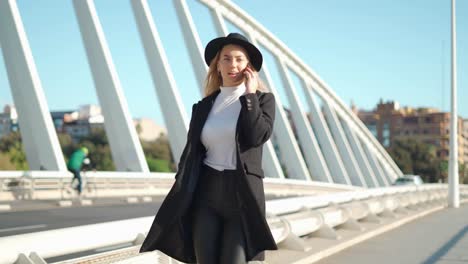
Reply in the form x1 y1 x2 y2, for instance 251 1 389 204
191 164 247 264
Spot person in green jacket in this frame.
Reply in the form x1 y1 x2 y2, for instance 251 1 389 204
67 147 89 195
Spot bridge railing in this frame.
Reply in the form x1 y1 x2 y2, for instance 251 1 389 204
0 171 358 202
1 184 467 264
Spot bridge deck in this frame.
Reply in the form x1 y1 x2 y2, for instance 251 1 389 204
316 204 468 264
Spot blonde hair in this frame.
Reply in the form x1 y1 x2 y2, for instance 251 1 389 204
203 48 268 98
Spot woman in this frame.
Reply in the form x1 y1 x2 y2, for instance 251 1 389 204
139 32 278 263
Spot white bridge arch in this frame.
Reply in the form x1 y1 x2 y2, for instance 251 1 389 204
0 0 402 187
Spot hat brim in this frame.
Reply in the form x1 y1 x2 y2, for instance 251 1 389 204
204 37 263 71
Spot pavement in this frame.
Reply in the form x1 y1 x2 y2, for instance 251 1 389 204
315 204 468 264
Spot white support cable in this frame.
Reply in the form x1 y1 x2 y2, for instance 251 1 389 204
303 73 401 178
301 79 351 185
173 0 207 96
376 149 396 185
340 117 380 187
0 0 67 171
276 59 332 183
72 0 149 172
292 64 402 179
376 156 397 184
377 160 394 183
291 58 402 181
320 96 367 187
250 45 311 180
361 141 390 187
130 0 189 165
373 157 392 186
209 1 229 36
241 33 284 179
340 110 403 183
261 141 285 178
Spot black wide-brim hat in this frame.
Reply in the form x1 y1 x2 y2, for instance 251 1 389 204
204 32 263 71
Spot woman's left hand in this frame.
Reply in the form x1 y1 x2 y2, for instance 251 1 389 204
244 66 258 94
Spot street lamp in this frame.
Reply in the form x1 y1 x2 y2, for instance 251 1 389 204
448 0 459 208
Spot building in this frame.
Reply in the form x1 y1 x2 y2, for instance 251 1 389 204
358 99 467 164
54 105 105 142
463 120 468 164
133 118 167 142
51 110 75 133
2 103 168 145
57 105 166 142
357 100 402 147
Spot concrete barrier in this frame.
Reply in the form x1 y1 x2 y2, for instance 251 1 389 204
1 184 467 264
0 217 153 264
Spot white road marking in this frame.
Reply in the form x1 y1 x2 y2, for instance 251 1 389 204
0 224 47 233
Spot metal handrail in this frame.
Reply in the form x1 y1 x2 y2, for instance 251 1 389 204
0 171 359 201
1 184 467 264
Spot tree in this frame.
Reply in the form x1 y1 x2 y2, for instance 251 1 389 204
0 132 28 170
58 133 74 160
146 157 171 172
388 139 439 183
439 160 448 182
0 131 22 152
141 135 175 171
141 136 171 161
1 128 177 172
0 152 16 169
459 163 467 184
387 141 412 173
88 143 115 171
78 128 115 171
7 141 28 170
461 163 468 184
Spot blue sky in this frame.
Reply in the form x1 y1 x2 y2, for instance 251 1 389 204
0 0 467 128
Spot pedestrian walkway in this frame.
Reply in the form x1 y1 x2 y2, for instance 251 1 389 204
316 204 468 264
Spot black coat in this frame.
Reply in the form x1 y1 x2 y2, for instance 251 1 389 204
139 89 278 263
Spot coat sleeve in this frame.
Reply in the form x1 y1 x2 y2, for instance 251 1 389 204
238 92 276 148
175 103 197 179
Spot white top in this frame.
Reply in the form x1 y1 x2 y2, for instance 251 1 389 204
201 82 247 171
